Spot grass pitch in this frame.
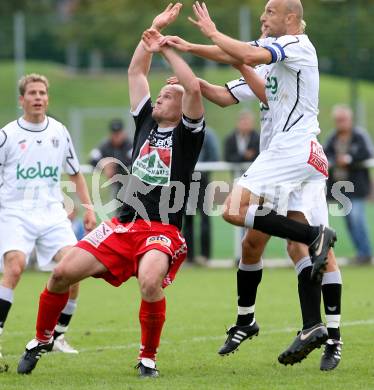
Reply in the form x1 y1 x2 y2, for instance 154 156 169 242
1 266 373 389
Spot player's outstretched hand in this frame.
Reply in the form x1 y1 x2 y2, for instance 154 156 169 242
188 1 217 39
83 208 97 232
142 29 164 53
161 35 191 52
152 2 183 32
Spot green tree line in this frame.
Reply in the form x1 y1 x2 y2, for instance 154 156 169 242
1 0 373 80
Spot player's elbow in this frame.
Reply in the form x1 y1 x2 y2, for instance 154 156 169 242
184 79 201 95
242 53 259 67
219 95 237 108
128 63 143 78
127 67 139 79
217 100 233 108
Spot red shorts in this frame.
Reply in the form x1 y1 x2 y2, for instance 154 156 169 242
77 218 187 288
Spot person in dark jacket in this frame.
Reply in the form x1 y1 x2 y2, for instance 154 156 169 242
89 119 132 176
224 110 260 163
89 119 133 208
325 105 374 264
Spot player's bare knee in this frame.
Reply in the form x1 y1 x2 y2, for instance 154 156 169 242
3 253 26 281
2 267 24 289
287 241 308 263
287 240 295 256
8 262 25 280
222 208 231 223
50 265 73 290
140 284 162 300
139 277 162 300
222 208 240 225
222 196 235 223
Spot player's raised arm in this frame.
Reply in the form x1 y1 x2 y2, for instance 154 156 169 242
168 72 261 109
198 78 237 107
236 65 267 105
167 75 236 108
143 29 203 120
162 50 203 120
164 35 240 65
127 42 152 112
189 2 272 67
128 3 183 112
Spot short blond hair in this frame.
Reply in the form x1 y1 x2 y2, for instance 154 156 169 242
18 73 49 96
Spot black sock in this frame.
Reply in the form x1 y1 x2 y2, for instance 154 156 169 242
0 299 12 329
253 207 319 245
54 313 73 339
298 267 322 329
236 268 262 326
322 283 342 340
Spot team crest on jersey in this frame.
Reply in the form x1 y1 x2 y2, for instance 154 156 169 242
132 140 172 186
146 235 171 247
51 137 59 148
83 222 114 248
18 139 27 150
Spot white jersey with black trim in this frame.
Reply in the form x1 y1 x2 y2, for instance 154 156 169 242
0 116 80 209
225 64 274 152
257 34 320 143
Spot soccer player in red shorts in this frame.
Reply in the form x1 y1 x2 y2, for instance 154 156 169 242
17 3 205 378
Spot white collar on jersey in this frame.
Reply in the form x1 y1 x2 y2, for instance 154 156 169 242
156 126 174 133
18 116 49 132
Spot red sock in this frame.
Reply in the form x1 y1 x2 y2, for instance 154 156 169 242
36 287 69 343
138 298 166 361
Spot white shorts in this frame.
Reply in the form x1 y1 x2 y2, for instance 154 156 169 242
287 182 329 226
237 133 329 224
0 203 77 269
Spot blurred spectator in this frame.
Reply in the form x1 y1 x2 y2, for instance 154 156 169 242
89 119 132 176
184 128 220 265
89 119 132 205
223 111 260 265
325 104 374 265
224 110 260 163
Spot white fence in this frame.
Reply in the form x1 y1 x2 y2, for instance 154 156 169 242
79 158 374 261
80 159 374 174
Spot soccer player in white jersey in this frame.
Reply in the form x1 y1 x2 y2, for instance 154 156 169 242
169 60 341 370
0 74 96 370
163 0 339 365
181 19 341 370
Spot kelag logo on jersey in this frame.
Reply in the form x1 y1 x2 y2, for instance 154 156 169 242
16 162 59 182
132 140 172 186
